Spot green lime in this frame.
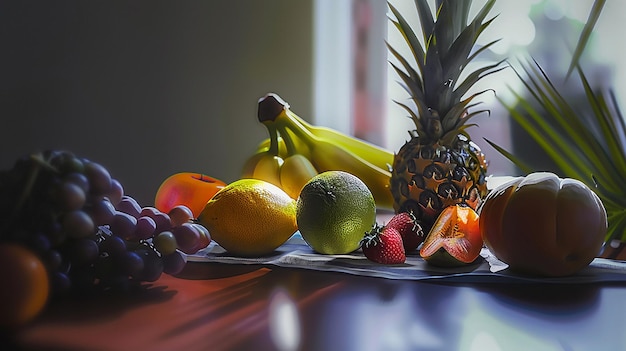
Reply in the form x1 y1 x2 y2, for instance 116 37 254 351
296 170 376 254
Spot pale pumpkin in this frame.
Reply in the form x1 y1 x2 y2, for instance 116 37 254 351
479 172 607 277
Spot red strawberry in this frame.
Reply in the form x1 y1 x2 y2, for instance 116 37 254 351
361 225 406 264
386 211 424 252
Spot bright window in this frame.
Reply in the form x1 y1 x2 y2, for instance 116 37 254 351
315 0 626 177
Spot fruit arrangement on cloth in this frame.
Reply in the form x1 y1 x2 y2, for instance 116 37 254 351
1 0 619 332
242 93 395 210
387 0 504 234
0 150 212 326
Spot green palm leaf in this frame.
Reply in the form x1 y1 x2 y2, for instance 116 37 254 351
489 0 626 245
493 59 626 244
567 0 606 78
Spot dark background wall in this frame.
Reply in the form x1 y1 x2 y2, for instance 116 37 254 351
0 0 314 205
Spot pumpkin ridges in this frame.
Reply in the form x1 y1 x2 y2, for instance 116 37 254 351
480 172 607 277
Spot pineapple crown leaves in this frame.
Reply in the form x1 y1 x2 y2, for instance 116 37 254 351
387 0 506 144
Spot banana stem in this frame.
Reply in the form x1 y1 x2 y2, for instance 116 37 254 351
257 93 290 123
266 123 280 156
257 93 320 151
275 110 319 150
278 125 298 157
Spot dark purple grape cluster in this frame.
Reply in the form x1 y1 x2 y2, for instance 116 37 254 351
0 150 211 296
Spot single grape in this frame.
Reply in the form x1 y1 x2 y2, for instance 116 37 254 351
116 195 142 219
107 178 124 206
64 172 90 193
163 250 187 275
135 246 163 282
62 210 95 239
43 249 63 271
115 251 145 278
168 205 194 226
152 212 172 233
56 181 87 211
139 206 159 218
153 231 177 256
84 161 112 195
87 198 116 226
191 223 211 250
171 223 201 255
134 216 157 240
99 233 127 256
109 211 138 241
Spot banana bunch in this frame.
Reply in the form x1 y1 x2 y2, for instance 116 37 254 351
242 93 395 210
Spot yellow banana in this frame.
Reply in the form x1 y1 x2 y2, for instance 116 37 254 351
251 93 395 209
252 153 284 188
274 123 318 198
279 153 318 199
285 109 393 172
256 93 393 171
243 104 318 198
245 135 292 179
242 150 267 178
259 96 394 210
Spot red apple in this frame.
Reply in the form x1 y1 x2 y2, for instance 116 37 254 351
154 172 226 218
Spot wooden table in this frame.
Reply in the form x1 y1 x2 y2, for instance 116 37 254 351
6 258 626 351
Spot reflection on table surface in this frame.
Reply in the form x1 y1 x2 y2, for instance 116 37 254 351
7 260 626 351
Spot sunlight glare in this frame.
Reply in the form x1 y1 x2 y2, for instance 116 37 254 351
268 288 301 351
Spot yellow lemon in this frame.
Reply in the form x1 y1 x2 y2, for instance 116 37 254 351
296 170 376 254
198 178 297 257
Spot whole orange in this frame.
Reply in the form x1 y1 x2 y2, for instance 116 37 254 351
0 243 50 328
155 172 226 218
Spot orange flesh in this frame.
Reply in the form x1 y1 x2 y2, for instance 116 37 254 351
420 205 482 264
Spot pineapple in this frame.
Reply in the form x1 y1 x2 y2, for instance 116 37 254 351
388 0 504 232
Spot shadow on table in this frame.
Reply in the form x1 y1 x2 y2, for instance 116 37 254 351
40 281 178 323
